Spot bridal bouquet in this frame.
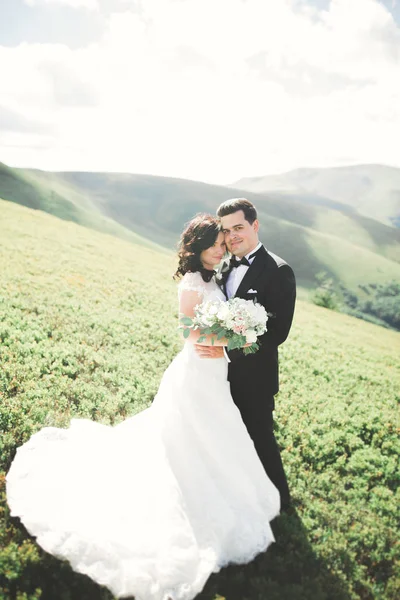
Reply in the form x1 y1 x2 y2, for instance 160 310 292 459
180 297 268 354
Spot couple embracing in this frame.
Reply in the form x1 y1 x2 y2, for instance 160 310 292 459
7 198 296 600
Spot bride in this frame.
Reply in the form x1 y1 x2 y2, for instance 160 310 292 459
6 214 280 600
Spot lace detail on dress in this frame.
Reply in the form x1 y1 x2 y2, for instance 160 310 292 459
177 272 208 298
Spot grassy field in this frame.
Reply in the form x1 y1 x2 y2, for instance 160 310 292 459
0 199 399 600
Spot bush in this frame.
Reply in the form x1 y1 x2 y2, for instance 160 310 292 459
312 272 339 310
313 276 400 332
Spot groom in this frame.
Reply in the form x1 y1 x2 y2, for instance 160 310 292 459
196 198 296 510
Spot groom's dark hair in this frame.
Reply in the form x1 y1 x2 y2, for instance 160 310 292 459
216 198 257 224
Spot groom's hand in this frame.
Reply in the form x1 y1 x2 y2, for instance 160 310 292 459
194 345 224 359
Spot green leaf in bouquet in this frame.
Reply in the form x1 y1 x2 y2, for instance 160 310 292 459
243 342 259 355
227 335 247 351
217 328 227 340
238 334 247 347
201 327 214 335
182 328 191 339
180 317 193 326
197 336 206 343
228 337 241 350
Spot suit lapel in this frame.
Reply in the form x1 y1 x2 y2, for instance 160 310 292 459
223 276 228 299
234 246 268 298
216 258 231 298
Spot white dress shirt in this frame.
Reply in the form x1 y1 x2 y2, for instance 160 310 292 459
226 242 263 299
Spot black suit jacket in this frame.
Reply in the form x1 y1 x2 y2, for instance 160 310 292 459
220 246 296 400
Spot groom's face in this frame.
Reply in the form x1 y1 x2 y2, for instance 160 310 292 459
221 210 259 258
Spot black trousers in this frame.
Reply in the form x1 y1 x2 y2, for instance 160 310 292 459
230 386 291 508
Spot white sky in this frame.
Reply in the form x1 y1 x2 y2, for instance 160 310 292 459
1 0 400 184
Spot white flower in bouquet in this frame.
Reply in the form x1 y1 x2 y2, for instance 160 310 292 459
216 303 230 321
245 329 258 344
180 297 268 354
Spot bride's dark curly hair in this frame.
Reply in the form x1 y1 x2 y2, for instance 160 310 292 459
174 213 222 282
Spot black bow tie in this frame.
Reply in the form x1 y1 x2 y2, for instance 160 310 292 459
231 256 250 268
230 248 260 269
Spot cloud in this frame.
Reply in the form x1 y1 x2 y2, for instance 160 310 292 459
24 0 99 9
2 0 400 183
0 105 53 134
38 60 99 107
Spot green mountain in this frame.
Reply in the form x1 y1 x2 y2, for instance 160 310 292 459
232 164 400 228
1 199 399 600
1 162 400 292
0 162 164 252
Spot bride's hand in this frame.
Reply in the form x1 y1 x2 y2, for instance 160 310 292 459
194 345 225 359
195 343 251 358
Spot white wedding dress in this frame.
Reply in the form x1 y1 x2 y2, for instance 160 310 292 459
6 272 280 600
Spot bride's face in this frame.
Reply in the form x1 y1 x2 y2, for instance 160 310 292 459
200 232 226 269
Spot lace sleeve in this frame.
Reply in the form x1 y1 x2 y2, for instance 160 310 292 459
177 272 207 299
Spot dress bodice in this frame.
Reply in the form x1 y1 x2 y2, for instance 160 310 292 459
177 271 227 372
177 271 225 304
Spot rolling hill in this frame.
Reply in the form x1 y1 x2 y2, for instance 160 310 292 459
232 164 400 228
1 199 399 600
1 162 400 293
0 162 165 252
